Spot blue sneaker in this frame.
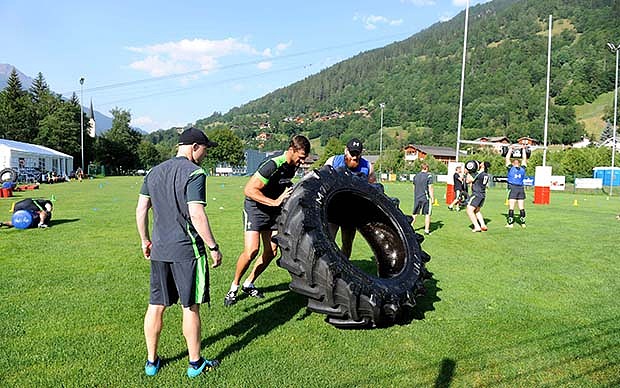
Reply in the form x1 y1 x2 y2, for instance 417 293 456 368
187 357 220 378
144 357 161 376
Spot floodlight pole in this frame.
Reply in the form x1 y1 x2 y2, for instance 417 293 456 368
607 43 620 197
455 0 470 163
543 15 553 166
607 43 619 196
80 77 85 172
379 102 385 181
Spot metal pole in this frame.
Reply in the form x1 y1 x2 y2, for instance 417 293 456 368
543 15 552 166
608 43 619 196
379 102 385 181
455 0 470 163
80 77 85 172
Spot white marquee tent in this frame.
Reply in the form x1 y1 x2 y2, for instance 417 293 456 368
0 139 74 176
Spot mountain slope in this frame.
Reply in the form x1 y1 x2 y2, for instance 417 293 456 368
201 0 619 148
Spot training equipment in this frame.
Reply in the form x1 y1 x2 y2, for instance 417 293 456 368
11 210 34 229
500 145 532 158
274 166 431 328
0 168 17 183
465 160 479 172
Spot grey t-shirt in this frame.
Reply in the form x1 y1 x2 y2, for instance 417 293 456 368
413 171 433 202
140 157 207 262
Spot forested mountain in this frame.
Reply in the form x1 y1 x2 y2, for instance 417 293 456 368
197 0 620 151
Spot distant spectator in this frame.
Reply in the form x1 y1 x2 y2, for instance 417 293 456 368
76 167 84 182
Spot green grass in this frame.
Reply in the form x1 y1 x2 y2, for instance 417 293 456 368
1 176 619 387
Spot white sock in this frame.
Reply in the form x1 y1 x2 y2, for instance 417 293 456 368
242 281 254 289
229 283 239 292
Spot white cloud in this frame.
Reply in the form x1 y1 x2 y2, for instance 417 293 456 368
275 41 292 54
354 14 404 30
257 61 273 70
126 38 262 77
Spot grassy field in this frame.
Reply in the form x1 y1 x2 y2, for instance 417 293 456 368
575 91 613 139
1 176 619 387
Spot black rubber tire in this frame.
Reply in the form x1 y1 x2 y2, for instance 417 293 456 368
274 166 431 328
0 168 17 183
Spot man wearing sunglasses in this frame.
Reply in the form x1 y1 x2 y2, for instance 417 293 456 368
324 138 376 258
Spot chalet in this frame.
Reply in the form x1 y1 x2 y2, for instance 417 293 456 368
404 144 457 165
473 136 510 153
255 132 272 141
517 136 538 146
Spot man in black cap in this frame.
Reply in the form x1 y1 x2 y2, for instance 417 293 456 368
136 126 223 378
324 138 376 258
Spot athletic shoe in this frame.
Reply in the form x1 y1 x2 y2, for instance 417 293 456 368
223 290 237 307
505 223 513 228
38 223 48 229
447 206 453 211
481 226 488 231
424 230 431 235
242 285 264 298
187 357 220 378
472 228 482 233
520 223 526 229
144 357 161 376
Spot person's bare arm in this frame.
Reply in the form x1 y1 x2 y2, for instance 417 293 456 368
188 203 222 268
367 162 377 184
136 195 152 259
505 146 513 167
244 175 291 207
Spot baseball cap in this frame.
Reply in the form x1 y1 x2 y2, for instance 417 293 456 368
178 127 218 147
346 138 363 155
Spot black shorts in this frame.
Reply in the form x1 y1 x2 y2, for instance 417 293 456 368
243 200 279 232
149 259 209 307
413 199 431 216
508 185 526 200
468 194 486 208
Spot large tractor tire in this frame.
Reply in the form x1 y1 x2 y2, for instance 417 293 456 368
274 166 431 328
0 168 17 183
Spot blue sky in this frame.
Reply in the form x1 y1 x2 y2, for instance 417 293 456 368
1 0 488 132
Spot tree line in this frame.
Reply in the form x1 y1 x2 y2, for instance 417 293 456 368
0 68 245 175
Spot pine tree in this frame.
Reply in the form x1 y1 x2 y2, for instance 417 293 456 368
0 68 35 141
600 120 613 142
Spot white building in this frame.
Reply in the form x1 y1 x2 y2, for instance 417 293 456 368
0 139 74 176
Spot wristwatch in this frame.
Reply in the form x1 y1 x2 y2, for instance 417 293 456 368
208 243 219 251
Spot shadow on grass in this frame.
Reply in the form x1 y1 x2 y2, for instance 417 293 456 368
435 358 456 388
440 316 620 386
402 277 441 323
49 218 80 226
168 282 306 364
